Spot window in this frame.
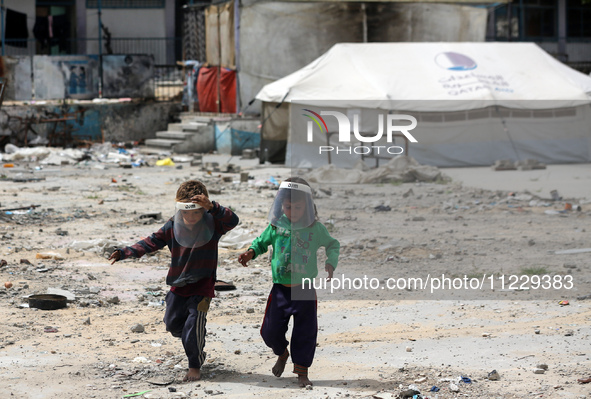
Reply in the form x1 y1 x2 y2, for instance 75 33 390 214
567 0 591 37
494 0 557 40
522 0 557 38
86 0 165 8
494 5 519 39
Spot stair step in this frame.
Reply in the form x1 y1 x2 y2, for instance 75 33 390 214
156 131 196 140
167 123 185 132
144 138 184 149
180 122 208 132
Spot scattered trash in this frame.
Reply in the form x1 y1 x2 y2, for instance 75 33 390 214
214 280 236 291
460 376 472 384
4 281 13 289
156 158 175 166
558 300 569 306
515 159 546 170
550 190 562 201
430 386 440 392
374 205 391 212
218 226 258 250
492 159 517 171
554 248 591 255
43 326 59 333
399 389 420 398
267 176 280 186
122 390 152 398
29 294 68 310
449 383 460 392
46 288 76 301
36 252 64 260
1 204 41 213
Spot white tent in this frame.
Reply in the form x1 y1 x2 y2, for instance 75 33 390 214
256 42 591 167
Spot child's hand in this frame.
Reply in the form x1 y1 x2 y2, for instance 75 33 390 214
325 264 334 280
238 249 254 267
108 250 121 265
191 194 213 211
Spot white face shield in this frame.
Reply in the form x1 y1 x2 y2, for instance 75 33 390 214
173 202 214 248
267 181 316 229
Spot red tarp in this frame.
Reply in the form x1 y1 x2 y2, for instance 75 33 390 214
196 67 236 113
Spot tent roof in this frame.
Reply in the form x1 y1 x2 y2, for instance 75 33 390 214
255 42 591 111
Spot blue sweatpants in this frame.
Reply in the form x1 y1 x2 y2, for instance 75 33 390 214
163 291 211 369
260 284 317 370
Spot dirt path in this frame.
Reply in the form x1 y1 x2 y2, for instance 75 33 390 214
1 157 590 398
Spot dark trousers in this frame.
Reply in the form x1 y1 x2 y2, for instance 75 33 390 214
260 284 317 368
164 291 211 369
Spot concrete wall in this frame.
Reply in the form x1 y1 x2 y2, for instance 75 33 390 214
237 1 487 114
1 55 154 101
0 102 180 146
238 1 364 112
368 3 487 42
1 56 33 101
33 55 99 100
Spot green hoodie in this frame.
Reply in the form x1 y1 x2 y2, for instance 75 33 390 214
249 215 340 285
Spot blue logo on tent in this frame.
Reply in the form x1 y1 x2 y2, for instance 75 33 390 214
435 52 477 71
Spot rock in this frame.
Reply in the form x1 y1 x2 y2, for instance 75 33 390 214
246 308 255 314
412 216 426 222
402 188 414 198
305 385 313 390
534 368 546 374
106 296 120 304
536 364 549 370
414 376 427 383
487 370 500 381
449 382 460 392
83 317 91 325
131 323 145 333
405 346 413 352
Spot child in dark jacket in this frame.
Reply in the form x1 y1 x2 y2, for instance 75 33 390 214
109 180 238 382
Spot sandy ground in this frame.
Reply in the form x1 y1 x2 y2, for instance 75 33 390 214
1 154 590 399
